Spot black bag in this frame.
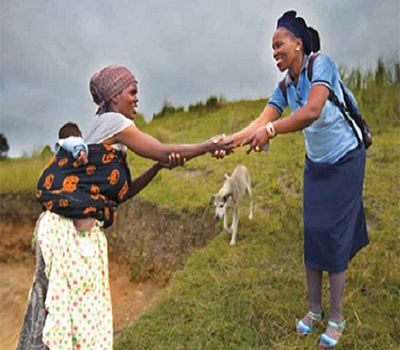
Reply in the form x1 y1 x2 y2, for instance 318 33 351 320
328 83 372 149
279 53 372 149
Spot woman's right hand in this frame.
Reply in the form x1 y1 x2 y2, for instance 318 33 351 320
208 134 234 158
242 126 270 154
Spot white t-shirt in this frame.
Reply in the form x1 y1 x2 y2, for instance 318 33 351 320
85 112 134 152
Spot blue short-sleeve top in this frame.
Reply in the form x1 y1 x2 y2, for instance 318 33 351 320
267 53 361 163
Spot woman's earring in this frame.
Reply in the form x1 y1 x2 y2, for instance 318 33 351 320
296 47 300 51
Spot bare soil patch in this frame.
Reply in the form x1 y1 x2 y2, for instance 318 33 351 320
0 220 160 349
0 193 217 349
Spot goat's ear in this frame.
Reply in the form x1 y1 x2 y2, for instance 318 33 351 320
223 194 232 202
209 195 215 205
225 193 233 203
224 173 230 180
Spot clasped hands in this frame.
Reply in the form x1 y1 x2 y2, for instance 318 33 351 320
158 135 234 169
212 126 270 159
160 126 270 167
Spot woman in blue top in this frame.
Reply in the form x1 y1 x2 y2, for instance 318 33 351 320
224 11 369 348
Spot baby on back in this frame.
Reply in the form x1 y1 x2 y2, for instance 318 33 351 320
57 122 89 165
56 122 94 232
39 121 187 232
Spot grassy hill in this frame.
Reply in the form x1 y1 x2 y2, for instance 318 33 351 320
115 63 400 349
1 62 399 348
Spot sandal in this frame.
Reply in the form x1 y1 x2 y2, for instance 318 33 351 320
319 320 345 348
296 311 323 335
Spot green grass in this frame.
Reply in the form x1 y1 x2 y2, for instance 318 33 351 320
115 124 400 349
114 63 400 349
0 155 51 193
1 62 399 349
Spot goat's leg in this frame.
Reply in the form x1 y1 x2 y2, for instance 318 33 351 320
229 206 239 246
246 184 253 220
223 208 231 233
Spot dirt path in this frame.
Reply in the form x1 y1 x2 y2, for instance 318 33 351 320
0 222 160 350
0 261 36 350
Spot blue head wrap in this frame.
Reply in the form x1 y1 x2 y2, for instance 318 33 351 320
277 11 312 54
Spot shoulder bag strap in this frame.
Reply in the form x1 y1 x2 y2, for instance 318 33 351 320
307 52 320 82
308 53 362 145
327 88 362 145
279 79 287 101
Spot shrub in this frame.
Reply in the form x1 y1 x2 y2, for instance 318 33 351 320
153 99 184 120
133 113 147 129
341 58 400 128
188 95 225 113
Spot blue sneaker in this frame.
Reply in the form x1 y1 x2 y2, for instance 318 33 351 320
319 320 345 348
296 311 323 335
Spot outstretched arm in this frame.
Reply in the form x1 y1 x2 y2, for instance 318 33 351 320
243 85 329 153
210 105 280 158
230 105 281 147
105 125 233 163
272 85 328 134
127 163 162 199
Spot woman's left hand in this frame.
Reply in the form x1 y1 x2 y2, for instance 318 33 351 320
158 153 186 169
242 127 269 154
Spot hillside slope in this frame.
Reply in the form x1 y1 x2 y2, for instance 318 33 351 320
115 93 399 348
1 64 399 348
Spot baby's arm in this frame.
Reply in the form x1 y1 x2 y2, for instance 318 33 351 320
60 137 89 164
77 150 88 165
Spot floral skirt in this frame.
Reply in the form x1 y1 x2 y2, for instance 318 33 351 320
18 212 113 349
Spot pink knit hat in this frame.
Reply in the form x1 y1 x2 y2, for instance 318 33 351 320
89 65 137 108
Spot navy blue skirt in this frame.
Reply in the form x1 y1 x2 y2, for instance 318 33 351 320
303 145 369 272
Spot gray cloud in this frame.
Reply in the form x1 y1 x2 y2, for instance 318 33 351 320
1 0 399 156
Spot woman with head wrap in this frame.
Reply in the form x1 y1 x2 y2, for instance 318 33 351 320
86 65 232 162
18 65 233 349
216 10 369 348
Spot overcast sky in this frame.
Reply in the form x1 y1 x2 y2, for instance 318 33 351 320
1 0 399 157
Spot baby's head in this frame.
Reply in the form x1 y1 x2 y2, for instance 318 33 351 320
59 122 82 139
